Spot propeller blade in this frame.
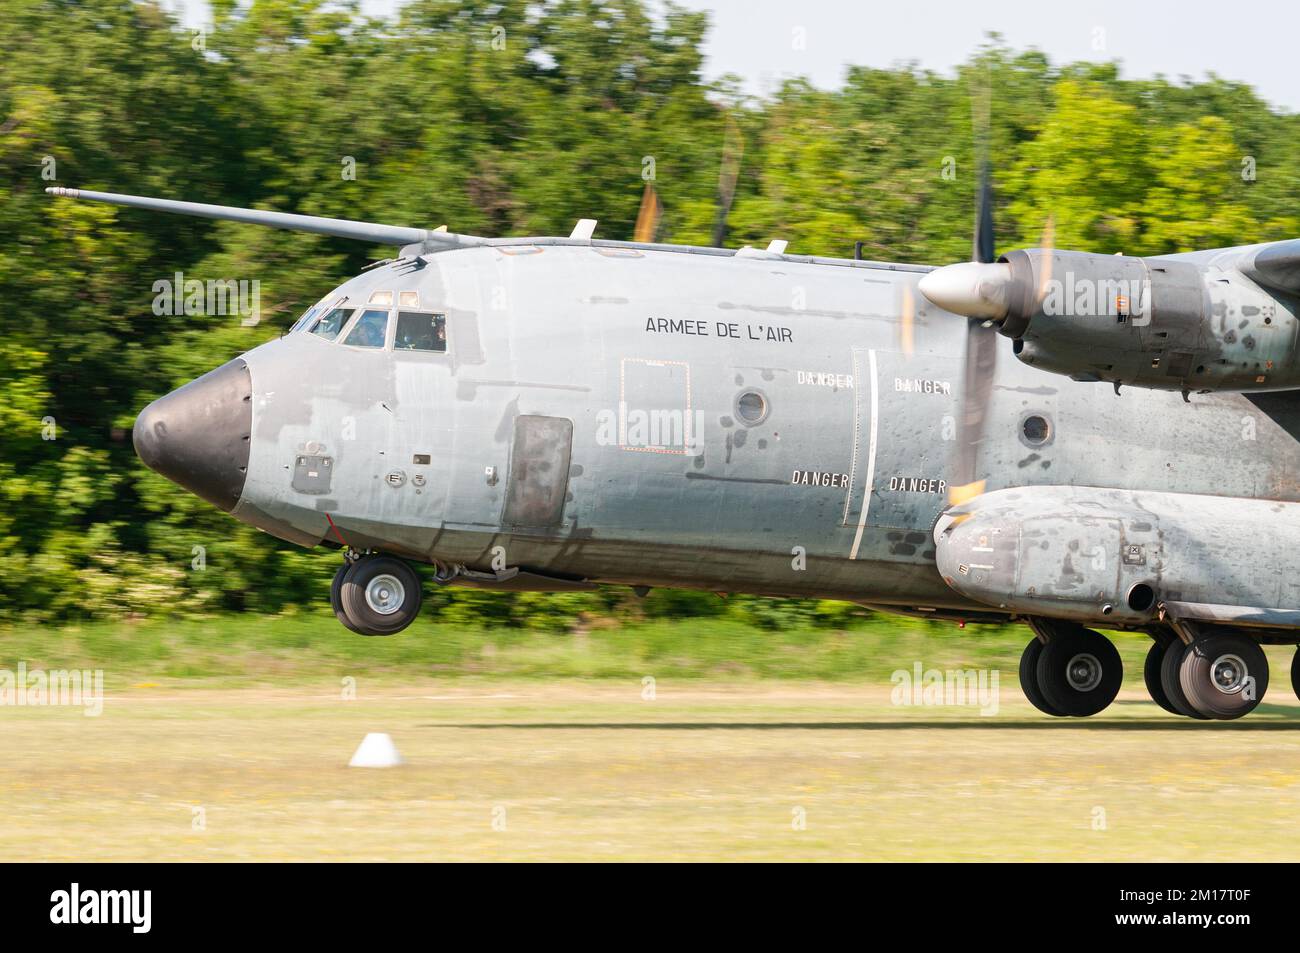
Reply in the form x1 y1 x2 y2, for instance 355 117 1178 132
973 159 995 265
950 317 997 506
711 116 744 248
1035 214 1056 306
898 283 915 357
935 219 1054 508
950 96 998 508
633 181 662 244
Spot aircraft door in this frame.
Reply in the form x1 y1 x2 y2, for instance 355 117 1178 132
502 415 574 530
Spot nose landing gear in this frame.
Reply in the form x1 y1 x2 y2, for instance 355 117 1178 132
330 554 423 636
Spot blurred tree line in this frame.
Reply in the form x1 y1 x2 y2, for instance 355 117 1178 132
1 0 1298 625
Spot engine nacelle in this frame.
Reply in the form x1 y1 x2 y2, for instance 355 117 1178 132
919 247 1300 393
1003 249 1300 392
934 485 1300 630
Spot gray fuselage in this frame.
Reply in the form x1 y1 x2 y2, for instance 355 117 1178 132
229 239 1300 616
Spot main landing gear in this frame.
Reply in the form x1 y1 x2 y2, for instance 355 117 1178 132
1144 627 1269 720
331 553 423 636
1019 620 1124 717
1021 619 1280 720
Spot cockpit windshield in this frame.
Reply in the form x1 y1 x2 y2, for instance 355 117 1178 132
343 308 390 348
296 290 447 355
309 307 353 341
290 305 318 333
394 312 447 352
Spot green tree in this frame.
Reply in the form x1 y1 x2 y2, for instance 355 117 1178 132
1 1 1297 626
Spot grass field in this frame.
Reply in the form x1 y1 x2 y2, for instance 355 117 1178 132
3 634 1300 861
0 613 1167 681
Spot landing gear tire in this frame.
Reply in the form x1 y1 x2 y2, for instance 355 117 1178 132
337 556 422 636
1179 632 1268 721
1144 637 1180 715
330 562 363 634
1036 627 1123 717
1292 648 1300 702
1159 640 1209 719
1019 637 1066 716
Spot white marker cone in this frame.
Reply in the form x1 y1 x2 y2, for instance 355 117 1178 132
348 732 403 768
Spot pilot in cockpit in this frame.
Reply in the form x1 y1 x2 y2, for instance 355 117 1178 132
352 318 386 348
394 312 447 352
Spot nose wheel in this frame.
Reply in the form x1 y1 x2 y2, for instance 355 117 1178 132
330 563 362 635
331 555 423 636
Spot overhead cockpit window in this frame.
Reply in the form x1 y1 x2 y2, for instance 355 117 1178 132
343 308 390 348
309 307 353 341
394 311 447 352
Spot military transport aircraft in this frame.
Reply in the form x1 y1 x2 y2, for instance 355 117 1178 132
46 172 1300 722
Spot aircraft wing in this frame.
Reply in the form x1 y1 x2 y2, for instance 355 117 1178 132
45 187 482 252
1162 600 1300 629
1240 239 1300 295
1156 238 1300 296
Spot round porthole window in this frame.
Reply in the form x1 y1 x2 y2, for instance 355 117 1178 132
1021 413 1052 446
735 390 769 425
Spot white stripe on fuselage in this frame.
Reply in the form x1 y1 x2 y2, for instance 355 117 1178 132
849 349 879 560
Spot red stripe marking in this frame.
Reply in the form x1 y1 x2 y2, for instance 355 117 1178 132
325 513 350 548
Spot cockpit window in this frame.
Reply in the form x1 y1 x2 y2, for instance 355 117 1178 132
310 307 353 341
290 305 318 333
394 311 447 352
343 308 390 348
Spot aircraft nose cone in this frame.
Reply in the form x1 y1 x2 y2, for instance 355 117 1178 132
133 358 252 512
